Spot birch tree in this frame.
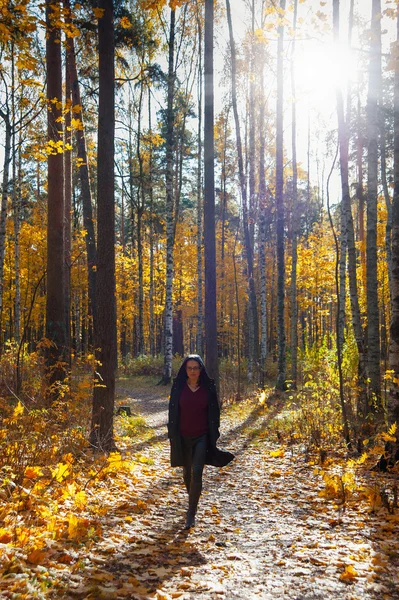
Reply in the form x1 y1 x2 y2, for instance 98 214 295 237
366 0 382 415
161 8 176 384
204 0 218 383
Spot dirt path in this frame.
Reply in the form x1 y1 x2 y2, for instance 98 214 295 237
62 382 399 600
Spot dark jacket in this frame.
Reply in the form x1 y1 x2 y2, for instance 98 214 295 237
167 379 234 468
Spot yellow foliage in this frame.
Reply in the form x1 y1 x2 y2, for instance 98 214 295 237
51 462 71 483
339 565 358 582
67 514 90 540
13 402 24 418
119 16 132 29
74 490 88 510
270 449 285 458
24 465 43 480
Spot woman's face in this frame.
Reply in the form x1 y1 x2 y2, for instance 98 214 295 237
185 359 201 385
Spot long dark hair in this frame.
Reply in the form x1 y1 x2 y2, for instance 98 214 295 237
174 354 212 388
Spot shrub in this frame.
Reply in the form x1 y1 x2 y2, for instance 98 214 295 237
120 354 183 377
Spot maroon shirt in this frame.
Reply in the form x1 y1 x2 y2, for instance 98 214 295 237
179 384 208 437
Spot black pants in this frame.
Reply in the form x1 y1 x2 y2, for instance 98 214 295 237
181 433 207 513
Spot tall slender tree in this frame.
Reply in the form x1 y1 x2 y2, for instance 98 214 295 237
0 103 11 351
258 3 268 385
290 0 298 388
45 0 66 390
226 0 258 383
64 16 72 358
196 1 204 357
366 0 382 415
90 0 117 451
161 8 176 384
275 0 286 391
66 11 98 338
204 0 218 383
333 0 366 420
389 10 399 427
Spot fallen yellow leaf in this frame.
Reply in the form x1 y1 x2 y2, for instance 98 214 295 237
339 565 358 582
270 449 285 458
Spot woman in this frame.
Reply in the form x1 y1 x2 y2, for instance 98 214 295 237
167 354 234 530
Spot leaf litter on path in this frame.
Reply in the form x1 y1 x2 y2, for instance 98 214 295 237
0 383 399 599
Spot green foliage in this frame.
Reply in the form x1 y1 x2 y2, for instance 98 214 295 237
275 341 345 448
120 354 183 377
118 413 152 440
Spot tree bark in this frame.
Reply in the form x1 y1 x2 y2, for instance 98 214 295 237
366 0 382 415
258 9 267 385
334 0 366 414
67 26 98 337
204 0 219 384
136 75 145 355
196 4 204 357
275 0 286 391
90 0 117 451
389 12 399 425
226 0 258 383
64 20 72 359
45 0 66 391
161 9 176 384
148 92 155 357
356 92 366 288
290 0 298 389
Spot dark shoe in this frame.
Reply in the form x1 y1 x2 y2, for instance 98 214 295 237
184 510 196 530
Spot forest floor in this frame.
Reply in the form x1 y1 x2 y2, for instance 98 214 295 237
1 378 399 599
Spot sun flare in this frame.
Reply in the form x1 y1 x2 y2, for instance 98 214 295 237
294 39 358 107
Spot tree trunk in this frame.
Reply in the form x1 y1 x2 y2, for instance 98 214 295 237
333 0 366 421
90 0 117 452
356 92 366 288
389 12 399 425
64 22 72 360
11 50 21 348
290 0 298 389
380 78 393 306
275 0 286 391
136 76 145 355
45 0 66 391
204 0 219 384
248 0 256 250
226 0 258 383
0 105 11 353
258 15 267 385
366 0 382 415
196 5 204 357
13 159 21 347
148 92 155 357
161 8 176 385
67 26 98 337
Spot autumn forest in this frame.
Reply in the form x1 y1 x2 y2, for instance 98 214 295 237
1 0 399 444
2 0 399 595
